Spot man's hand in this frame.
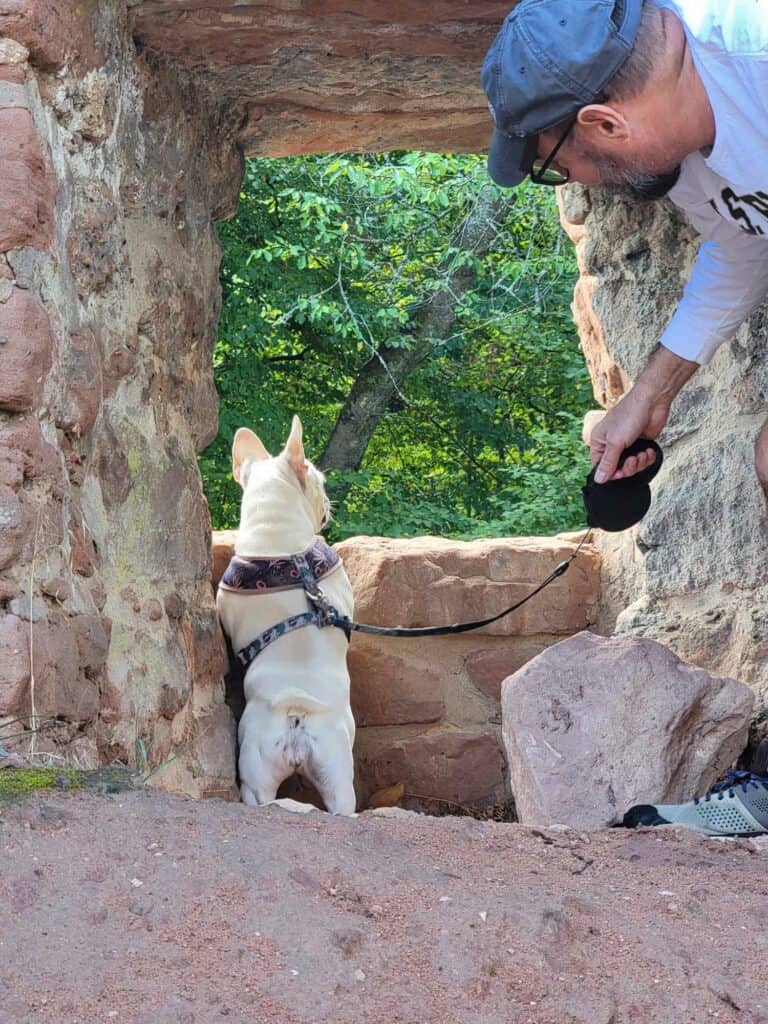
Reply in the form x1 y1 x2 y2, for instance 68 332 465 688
586 346 699 483
588 394 669 482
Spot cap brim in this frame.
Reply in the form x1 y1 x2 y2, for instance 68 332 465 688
487 128 528 187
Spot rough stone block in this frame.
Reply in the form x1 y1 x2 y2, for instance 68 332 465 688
72 613 109 678
190 699 238 797
181 608 227 690
0 484 27 570
0 444 24 489
355 728 507 809
0 414 60 486
502 631 754 829
34 615 99 722
0 107 54 251
0 287 54 412
336 535 600 636
0 3 104 73
0 612 29 715
56 328 102 436
348 638 444 726
465 640 552 702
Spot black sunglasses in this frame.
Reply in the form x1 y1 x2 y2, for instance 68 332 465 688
528 119 576 187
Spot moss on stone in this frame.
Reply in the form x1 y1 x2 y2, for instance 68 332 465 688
0 767 82 799
0 765 141 802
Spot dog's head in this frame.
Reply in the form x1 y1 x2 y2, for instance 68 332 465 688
231 415 331 532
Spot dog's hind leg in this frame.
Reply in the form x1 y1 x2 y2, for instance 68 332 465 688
239 742 286 806
305 722 357 816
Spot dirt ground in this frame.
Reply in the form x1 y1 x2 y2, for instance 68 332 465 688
1 788 768 1024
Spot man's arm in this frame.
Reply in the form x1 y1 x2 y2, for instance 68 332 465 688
590 228 768 482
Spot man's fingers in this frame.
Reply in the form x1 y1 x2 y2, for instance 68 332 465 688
600 446 657 482
594 442 624 484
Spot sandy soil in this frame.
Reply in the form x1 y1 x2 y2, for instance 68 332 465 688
1 789 767 1024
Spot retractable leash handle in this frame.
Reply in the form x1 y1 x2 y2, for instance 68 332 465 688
582 437 663 532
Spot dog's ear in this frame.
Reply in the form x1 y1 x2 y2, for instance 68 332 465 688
282 414 308 486
232 428 270 485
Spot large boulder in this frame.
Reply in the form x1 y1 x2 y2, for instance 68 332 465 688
502 630 754 828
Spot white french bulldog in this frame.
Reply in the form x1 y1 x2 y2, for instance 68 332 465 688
216 416 357 815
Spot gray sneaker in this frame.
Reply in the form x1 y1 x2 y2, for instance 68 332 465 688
623 769 768 836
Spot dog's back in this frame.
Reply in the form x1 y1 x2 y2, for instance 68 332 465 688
216 416 357 815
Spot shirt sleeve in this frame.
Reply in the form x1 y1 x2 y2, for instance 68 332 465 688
659 211 768 365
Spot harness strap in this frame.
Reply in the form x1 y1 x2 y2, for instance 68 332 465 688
235 610 324 668
234 547 349 669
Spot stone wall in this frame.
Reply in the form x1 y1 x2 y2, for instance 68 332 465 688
560 184 768 733
0 0 242 795
213 531 601 811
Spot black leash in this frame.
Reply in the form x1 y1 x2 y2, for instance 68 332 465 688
235 529 593 670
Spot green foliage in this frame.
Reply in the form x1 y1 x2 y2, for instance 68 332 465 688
200 152 592 538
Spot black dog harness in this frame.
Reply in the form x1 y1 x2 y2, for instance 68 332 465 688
223 532 593 674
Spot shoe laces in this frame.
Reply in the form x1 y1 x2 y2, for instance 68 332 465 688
695 769 768 804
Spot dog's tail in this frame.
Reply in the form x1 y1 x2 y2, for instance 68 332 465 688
267 688 331 715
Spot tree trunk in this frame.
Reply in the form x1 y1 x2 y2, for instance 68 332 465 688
318 187 511 501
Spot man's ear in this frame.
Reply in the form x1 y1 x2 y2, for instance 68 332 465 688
232 428 270 485
577 104 630 143
282 414 308 486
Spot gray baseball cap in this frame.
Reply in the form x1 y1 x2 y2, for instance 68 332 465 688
481 0 644 187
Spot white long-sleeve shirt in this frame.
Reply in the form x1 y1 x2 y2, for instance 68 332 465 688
654 0 768 364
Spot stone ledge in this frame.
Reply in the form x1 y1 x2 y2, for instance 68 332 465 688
336 534 600 637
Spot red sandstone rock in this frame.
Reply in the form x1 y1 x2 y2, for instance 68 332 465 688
0 64 25 83
336 535 600 637
72 613 110 679
0 0 104 72
180 608 228 689
68 517 97 577
0 415 60 486
502 631 754 829
33 613 99 722
0 484 27 570
0 107 55 252
0 444 25 490
56 328 102 436
0 611 29 715
0 287 54 412
65 187 120 298
0 579 20 603
348 638 444 727
465 640 552 702
355 728 507 809
130 2 504 157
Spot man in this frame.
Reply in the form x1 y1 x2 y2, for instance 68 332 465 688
482 0 768 488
